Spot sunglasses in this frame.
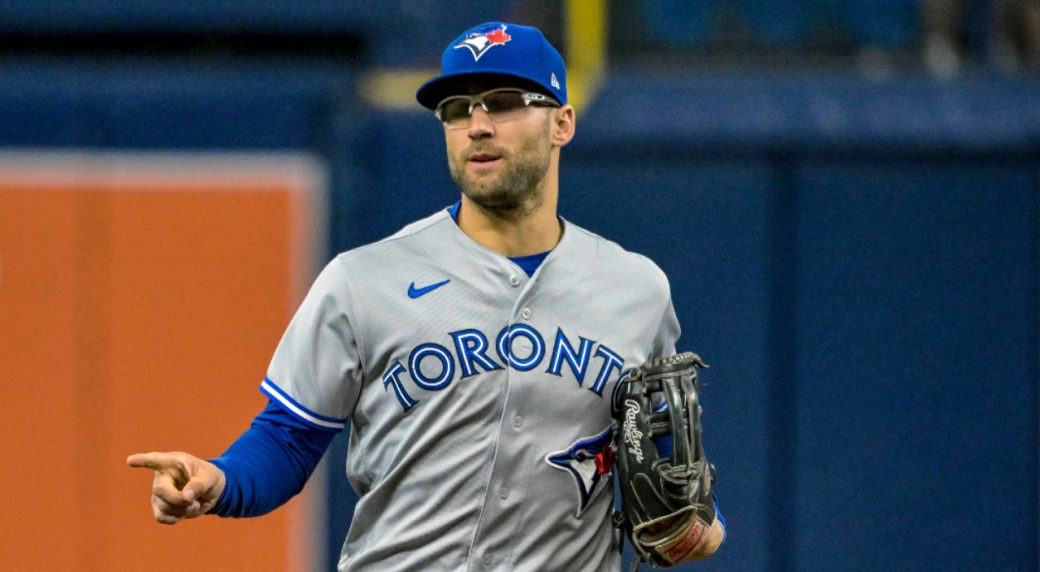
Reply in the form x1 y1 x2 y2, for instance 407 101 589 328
435 88 560 127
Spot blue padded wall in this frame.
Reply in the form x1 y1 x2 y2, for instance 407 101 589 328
792 159 1038 570
0 61 353 149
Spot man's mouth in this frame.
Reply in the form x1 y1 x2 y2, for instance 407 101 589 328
468 152 502 164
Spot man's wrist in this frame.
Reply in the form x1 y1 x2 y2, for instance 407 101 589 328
206 458 231 516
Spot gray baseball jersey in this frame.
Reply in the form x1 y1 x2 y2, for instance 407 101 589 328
262 207 680 571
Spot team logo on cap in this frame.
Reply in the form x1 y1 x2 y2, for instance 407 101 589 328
454 24 511 61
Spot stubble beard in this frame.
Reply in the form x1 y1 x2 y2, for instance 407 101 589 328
449 127 552 216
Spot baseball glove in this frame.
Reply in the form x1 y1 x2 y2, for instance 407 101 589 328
614 352 716 567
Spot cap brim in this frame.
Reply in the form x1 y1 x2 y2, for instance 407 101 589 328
416 71 561 110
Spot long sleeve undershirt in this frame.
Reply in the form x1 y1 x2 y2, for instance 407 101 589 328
209 400 336 517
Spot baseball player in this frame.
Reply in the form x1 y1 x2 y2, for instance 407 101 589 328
128 22 725 570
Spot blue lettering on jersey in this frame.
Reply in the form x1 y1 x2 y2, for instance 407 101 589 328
496 324 545 371
408 343 455 390
589 345 624 397
381 324 626 411
546 327 593 385
451 329 503 378
382 361 418 412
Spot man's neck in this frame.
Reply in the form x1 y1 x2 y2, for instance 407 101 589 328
456 193 561 257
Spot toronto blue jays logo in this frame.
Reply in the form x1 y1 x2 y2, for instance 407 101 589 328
454 24 511 61
546 425 616 518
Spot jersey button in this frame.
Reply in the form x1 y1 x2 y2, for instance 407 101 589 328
512 414 523 428
509 275 521 287
520 308 532 320
482 553 494 566
499 486 510 499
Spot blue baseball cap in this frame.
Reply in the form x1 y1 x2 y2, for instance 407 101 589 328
416 22 567 110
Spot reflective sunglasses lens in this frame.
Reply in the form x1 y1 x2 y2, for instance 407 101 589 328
438 98 471 124
483 91 527 116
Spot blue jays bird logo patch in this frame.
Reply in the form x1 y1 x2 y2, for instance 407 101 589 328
454 24 511 61
546 425 616 518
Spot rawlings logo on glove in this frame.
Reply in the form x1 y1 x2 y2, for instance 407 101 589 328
621 399 645 463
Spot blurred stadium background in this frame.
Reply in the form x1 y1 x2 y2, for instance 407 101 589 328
0 1 1037 570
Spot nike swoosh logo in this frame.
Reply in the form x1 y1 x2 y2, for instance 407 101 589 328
408 279 451 299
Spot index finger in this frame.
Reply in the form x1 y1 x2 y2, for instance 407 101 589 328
126 452 175 471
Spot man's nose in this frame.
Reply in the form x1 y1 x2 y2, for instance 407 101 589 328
467 106 495 138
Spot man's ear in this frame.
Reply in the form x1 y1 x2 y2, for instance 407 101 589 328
551 105 576 148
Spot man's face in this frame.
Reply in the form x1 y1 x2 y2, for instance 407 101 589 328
441 83 557 212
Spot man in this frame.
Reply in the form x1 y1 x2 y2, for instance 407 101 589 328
128 22 724 570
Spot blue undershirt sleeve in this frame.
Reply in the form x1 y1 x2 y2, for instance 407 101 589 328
208 399 337 518
714 495 727 541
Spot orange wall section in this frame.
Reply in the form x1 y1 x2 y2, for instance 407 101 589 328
0 154 326 572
